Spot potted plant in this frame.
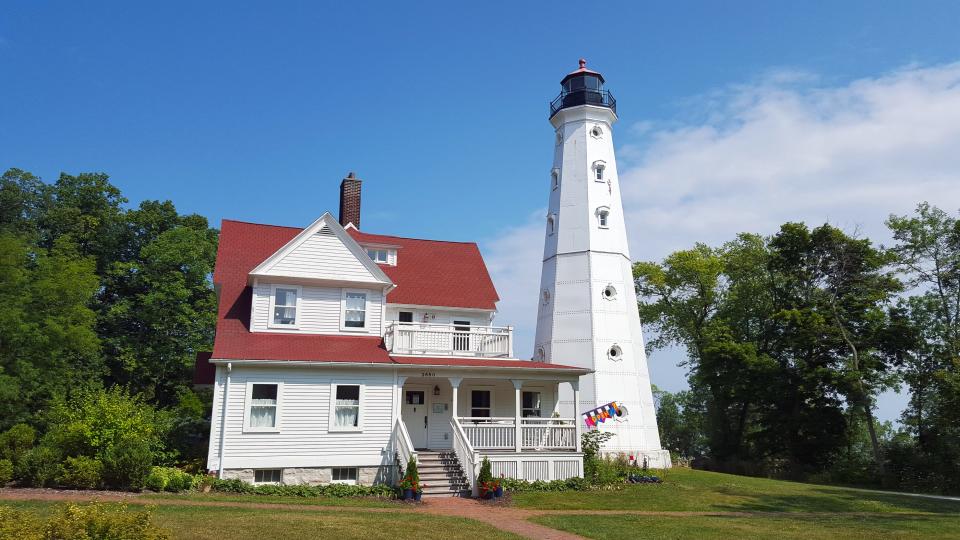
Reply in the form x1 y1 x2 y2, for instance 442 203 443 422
477 457 493 499
414 482 425 502
399 475 414 500
399 456 419 501
494 474 504 497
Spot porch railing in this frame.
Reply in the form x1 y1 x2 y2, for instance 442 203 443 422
451 417 479 494
385 322 513 358
458 417 578 451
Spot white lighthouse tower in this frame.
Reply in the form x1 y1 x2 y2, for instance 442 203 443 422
534 60 670 467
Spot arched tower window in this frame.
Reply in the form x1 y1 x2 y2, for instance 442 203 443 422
547 213 556 235
551 168 560 190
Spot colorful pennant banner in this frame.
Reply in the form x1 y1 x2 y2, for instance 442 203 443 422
581 401 629 428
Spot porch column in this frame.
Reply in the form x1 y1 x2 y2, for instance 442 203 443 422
572 379 582 453
395 375 408 425
511 379 523 453
448 377 462 420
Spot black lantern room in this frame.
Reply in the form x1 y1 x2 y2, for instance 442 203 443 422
549 59 616 118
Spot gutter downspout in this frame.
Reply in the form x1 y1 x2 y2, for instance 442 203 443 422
217 362 232 478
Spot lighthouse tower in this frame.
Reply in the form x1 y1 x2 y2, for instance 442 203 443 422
534 60 670 467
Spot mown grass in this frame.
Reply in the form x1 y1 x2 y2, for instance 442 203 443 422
513 468 960 514
140 491 400 508
1 501 522 540
531 513 960 540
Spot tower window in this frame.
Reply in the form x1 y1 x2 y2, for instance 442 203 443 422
535 346 546 361
551 169 560 190
590 125 603 138
555 131 563 145
597 207 610 229
541 289 551 305
547 214 556 235
608 344 623 361
602 285 617 300
593 161 607 182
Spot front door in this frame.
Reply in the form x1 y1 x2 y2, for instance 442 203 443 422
401 388 429 449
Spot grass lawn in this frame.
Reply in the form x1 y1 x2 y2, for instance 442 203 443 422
1 500 522 540
141 491 400 508
531 513 960 540
513 468 960 514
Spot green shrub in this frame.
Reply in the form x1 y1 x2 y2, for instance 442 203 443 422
101 436 153 490
0 506 42 540
501 476 603 493
165 468 193 492
18 445 63 487
57 456 103 489
210 478 395 498
0 423 36 465
44 502 171 540
0 458 13 485
144 467 171 492
477 456 493 485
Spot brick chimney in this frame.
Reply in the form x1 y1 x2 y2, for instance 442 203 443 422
339 172 362 229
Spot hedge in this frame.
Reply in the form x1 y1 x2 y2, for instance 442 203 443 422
211 478 396 498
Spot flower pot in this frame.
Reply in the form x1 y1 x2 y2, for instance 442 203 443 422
494 486 503 497
481 491 493 500
403 488 414 500
414 490 423 502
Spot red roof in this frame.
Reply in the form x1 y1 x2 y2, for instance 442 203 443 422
212 219 517 369
347 229 499 310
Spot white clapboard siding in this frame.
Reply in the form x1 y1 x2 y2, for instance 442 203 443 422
252 283 382 336
209 366 395 469
266 231 381 283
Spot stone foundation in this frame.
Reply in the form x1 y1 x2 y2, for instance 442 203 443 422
221 466 392 486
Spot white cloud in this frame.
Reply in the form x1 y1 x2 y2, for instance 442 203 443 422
482 61 960 421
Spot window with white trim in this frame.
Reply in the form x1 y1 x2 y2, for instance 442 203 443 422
367 248 388 263
593 161 606 181
254 469 281 484
598 208 610 228
332 467 358 484
342 290 367 329
246 383 280 431
522 391 542 418
333 384 361 429
471 390 491 418
270 286 299 327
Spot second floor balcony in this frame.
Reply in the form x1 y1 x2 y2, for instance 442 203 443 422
385 322 514 358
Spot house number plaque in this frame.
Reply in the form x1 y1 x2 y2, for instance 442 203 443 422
420 372 436 377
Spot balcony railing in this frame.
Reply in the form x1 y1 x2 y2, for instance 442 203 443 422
458 417 578 451
549 89 617 118
386 322 513 358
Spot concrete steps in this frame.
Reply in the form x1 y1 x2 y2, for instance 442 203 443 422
414 451 471 498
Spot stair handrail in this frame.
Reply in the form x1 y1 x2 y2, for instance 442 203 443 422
393 417 418 476
451 416 479 495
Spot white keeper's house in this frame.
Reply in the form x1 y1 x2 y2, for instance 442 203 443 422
203 61 667 497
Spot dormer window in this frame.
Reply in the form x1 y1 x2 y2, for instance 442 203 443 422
367 248 388 263
270 285 300 328
593 161 606 181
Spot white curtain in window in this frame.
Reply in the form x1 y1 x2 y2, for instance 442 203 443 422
250 402 276 427
335 400 359 427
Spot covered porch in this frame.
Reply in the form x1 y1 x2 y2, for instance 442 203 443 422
388 361 588 495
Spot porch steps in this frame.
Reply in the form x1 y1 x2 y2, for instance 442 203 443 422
415 451 471 498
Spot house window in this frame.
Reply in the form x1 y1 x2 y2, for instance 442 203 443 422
522 391 542 418
271 286 299 327
471 390 491 417
398 311 413 323
332 467 358 484
254 469 281 484
598 208 610 228
367 248 388 263
343 291 367 329
333 384 361 428
247 383 279 430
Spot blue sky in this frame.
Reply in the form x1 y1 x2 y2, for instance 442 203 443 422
3 1 960 422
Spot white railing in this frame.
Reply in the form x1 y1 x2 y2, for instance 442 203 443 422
451 417 479 494
459 417 516 449
458 417 578 451
521 418 578 450
386 322 513 358
391 417 417 479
